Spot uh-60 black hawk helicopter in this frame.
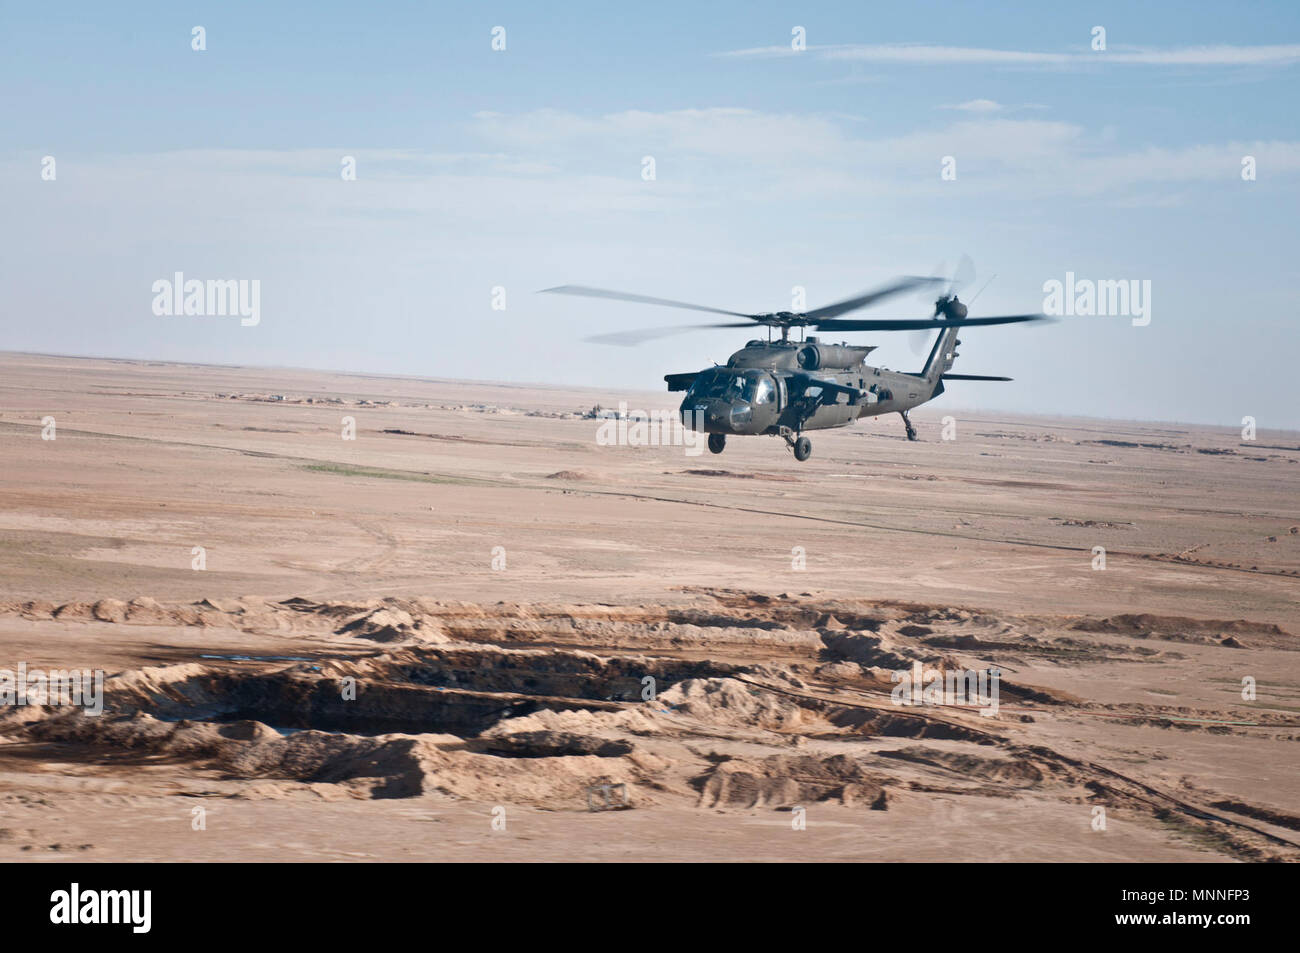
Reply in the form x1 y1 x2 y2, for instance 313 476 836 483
543 258 1048 462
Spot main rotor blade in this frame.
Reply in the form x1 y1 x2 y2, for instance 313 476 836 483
908 328 934 356
802 275 944 321
541 285 756 319
584 321 758 347
948 254 975 297
814 313 1047 331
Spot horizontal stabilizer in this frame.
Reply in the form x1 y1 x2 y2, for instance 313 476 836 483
941 373 1012 381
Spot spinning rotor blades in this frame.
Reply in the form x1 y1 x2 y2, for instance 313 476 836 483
543 274 946 345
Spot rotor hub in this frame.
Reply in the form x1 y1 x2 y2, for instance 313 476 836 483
935 296 968 321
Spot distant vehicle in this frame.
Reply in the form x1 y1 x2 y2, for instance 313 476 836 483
543 257 1046 461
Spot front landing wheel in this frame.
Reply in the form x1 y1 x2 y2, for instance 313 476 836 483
708 433 726 454
793 436 812 462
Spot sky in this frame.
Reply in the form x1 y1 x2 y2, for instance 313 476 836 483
2 0 1298 428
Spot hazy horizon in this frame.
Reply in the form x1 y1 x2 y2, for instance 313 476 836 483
8 348 1298 438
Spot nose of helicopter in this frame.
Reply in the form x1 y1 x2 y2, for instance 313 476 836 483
680 398 733 433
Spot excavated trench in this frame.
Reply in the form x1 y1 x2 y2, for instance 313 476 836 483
115 647 743 739
196 680 568 737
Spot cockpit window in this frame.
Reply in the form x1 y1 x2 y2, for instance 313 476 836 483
688 370 775 403
689 370 740 399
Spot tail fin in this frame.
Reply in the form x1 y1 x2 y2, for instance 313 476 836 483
921 325 961 386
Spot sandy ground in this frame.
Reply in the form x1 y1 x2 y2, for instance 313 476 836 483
0 351 1297 862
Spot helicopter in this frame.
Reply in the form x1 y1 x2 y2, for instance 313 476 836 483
542 258 1047 461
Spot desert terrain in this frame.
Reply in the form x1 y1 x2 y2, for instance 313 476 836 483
0 350 1296 862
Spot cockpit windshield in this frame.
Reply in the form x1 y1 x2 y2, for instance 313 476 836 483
688 370 775 403
688 369 738 399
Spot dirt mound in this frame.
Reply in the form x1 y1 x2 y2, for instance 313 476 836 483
819 631 925 669
1072 613 1292 648
878 746 1055 787
124 596 173 624
697 753 889 809
658 678 811 730
336 607 448 644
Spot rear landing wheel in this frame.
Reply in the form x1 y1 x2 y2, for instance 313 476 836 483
900 411 918 441
793 436 812 462
708 433 726 454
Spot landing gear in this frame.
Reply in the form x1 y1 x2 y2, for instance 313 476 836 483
900 410 918 441
780 429 811 462
778 426 813 462
707 433 726 455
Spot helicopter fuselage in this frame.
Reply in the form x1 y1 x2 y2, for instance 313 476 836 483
672 337 946 438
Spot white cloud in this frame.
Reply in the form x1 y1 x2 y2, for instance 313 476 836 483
720 42 1300 68
471 107 853 165
824 44 1071 66
10 112 1298 250
1104 44 1300 65
942 99 1005 113
466 109 1300 201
